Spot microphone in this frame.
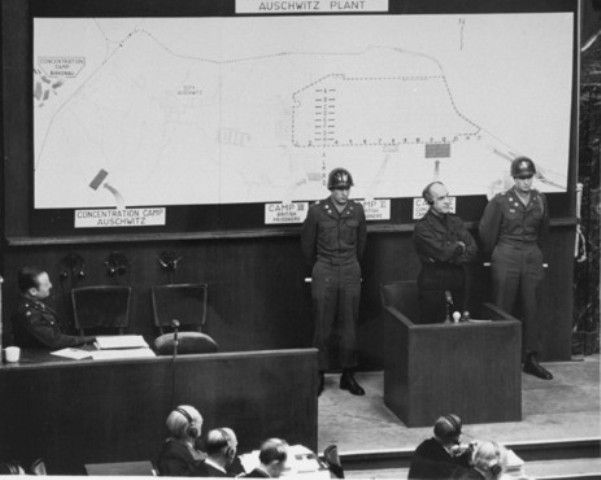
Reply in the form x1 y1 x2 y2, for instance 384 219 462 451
444 290 454 306
172 319 180 360
444 290 454 324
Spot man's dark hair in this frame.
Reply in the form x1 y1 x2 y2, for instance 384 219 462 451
18 266 44 293
259 438 287 465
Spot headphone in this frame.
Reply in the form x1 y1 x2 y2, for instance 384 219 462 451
422 181 443 205
217 429 235 458
175 407 200 439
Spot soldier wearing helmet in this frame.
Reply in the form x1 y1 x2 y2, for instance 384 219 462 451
300 168 367 396
479 157 552 380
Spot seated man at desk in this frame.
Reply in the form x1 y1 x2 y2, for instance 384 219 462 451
12 266 95 349
243 438 288 478
196 428 238 477
157 405 206 476
413 182 478 323
409 414 474 480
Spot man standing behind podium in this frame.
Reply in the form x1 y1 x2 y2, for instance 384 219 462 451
12 267 95 349
413 182 478 323
301 168 366 396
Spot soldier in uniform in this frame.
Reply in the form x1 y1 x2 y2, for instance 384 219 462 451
301 168 366 396
12 266 95 349
413 182 478 323
479 157 552 380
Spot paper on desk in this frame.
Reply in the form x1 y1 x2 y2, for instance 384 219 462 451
51 347 93 360
95 335 149 350
89 348 156 360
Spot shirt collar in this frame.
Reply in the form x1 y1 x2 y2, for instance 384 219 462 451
204 457 226 473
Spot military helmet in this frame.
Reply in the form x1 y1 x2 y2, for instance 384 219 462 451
327 168 354 190
510 157 536 178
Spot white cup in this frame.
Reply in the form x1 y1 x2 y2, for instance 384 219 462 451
4 346 21 363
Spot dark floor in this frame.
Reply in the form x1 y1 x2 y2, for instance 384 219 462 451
318 355 600 454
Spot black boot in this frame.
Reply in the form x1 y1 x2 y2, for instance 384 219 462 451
317 371 325 396
523 353 553 380
340 370 365 396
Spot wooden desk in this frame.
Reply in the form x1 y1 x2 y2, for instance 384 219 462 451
0 348 318 474
383 303 522 427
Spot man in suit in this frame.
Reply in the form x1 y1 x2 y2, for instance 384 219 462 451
196 428 238 477
301 168 367 396
157 406 206 476
408 414 474 480
11 266 95 349
413 182 478 323
243 438 288 478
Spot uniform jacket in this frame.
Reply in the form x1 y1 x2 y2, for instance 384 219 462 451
300 197 367 266
479 187 549 255
12 294 91 349
413 211 478 265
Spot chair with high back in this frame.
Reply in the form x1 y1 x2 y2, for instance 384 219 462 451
151 283 216 355
71 285 132 336
151 283 208 334
379 280 419 321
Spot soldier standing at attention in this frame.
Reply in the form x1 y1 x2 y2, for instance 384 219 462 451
301 168 367 396
479 157 552 380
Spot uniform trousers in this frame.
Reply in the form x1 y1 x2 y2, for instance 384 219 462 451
311 260 361 370
491 241 544 355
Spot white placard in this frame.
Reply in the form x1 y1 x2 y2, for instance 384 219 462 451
74 208 166 228
357 199 390 221
413 197 456 220
236 0 388 14
265 202 309 224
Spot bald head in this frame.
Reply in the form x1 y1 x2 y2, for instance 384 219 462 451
423 181 451 215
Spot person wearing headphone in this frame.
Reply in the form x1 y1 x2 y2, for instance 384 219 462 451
157 405 205 476
451 441 506 480
242 438 288 478
408 414 475 480
196 428 238 477
413 182 478 323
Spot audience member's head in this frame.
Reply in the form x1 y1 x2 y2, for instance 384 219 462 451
18 267 52 299
258 438 288 478
205 427 238 468
166 405 203 442
471 441 506 480
433 413 462 446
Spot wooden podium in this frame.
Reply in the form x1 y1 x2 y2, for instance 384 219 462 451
381 282 522 427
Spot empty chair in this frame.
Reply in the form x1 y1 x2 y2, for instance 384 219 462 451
85 461 156 476
71 285 132 335
151 283 208 334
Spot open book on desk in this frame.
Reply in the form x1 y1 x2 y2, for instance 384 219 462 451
95 335 149 350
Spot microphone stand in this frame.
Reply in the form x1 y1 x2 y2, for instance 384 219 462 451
171 319 180 407
444 290 453 324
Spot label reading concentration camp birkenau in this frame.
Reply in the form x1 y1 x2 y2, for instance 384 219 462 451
74 208 166 228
